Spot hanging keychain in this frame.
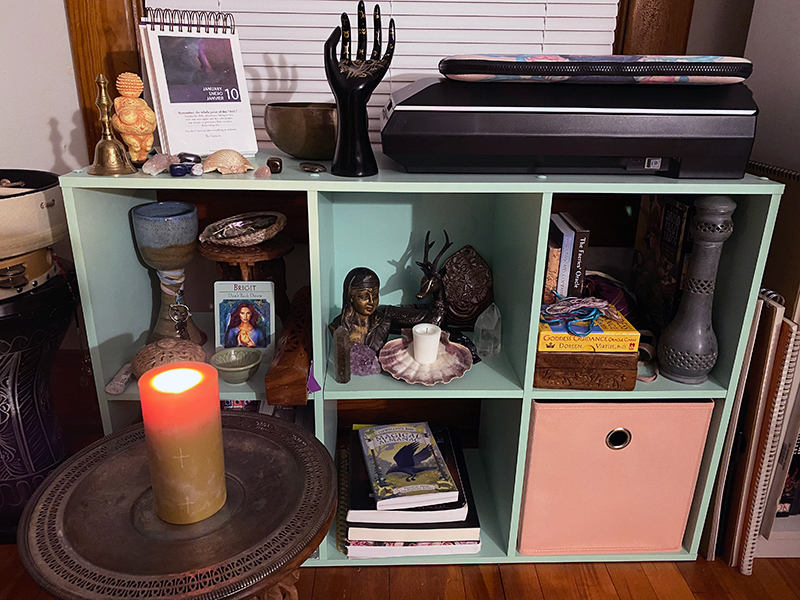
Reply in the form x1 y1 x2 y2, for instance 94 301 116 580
169 283 191 340
169 302 191 340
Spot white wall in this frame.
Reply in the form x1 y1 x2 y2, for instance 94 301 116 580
743 0 800 173
686 0 754 57
0 0 88 174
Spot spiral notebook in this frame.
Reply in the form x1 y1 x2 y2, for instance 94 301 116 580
139 8 258 157
719 293 784 567
738 316 800 574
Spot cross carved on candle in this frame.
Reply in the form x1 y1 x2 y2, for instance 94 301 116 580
179 494 195 513
174 449 190 468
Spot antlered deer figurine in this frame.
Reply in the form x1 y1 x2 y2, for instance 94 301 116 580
414 230 454 327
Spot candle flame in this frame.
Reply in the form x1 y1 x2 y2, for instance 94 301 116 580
151 368 203 393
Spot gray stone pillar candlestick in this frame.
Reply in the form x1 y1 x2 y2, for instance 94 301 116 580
657 195 736 384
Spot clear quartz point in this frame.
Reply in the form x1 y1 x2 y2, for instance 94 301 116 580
474 303 501 358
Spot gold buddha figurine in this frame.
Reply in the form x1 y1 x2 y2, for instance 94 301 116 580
111 72 157 162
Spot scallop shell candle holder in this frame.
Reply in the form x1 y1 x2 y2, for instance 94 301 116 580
378 329 472 385
131 201 207 346
657 195 736 384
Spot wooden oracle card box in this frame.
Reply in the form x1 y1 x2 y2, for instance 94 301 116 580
534 351 639 391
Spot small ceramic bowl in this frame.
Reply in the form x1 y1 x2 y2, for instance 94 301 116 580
263 102 337 160
210 348 263 385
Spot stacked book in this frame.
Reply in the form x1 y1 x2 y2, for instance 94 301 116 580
342 422 481 559
543 212 589 305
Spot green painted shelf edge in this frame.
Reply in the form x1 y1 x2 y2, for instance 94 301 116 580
59 152 785 196
532 372 728 400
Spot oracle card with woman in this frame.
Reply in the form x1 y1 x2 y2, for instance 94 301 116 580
213 281 275 355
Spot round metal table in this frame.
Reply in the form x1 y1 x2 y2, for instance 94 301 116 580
17 412 336 600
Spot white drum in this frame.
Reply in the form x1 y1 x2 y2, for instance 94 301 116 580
0 170 68 260
0 247 60 301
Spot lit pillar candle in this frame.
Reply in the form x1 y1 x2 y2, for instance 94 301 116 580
138 362 227 524
412 323 441 365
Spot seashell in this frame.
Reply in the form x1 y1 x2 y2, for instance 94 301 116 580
116 72 145 98
378 329 473 385
142 153 180 176
253 165 272 178
203 149 255 174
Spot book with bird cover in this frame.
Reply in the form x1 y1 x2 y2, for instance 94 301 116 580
358 422 458 510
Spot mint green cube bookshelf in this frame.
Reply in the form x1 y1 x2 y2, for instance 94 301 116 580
59 153 783 566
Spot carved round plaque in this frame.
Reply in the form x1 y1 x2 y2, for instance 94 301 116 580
442 245 493 329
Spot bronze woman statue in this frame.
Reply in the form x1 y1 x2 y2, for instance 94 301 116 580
329 267 391 352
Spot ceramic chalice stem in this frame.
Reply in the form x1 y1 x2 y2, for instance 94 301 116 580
657 195 736 384
131 202 206 346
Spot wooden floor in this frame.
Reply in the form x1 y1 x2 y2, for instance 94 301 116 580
2 543 798 600
6 351 793 599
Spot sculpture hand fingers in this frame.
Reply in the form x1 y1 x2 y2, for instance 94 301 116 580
371 4 382 60
382 18 395 65
340 12 351 61
356 0 368 61
324 26 342 76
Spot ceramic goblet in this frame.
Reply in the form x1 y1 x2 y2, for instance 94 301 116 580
131 201 206 346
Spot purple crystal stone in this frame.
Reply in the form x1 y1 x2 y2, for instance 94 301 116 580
350 343 381 376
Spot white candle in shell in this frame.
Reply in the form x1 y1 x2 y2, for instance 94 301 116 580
412 323 441 365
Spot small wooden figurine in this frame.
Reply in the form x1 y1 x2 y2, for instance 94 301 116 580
111 72 157 163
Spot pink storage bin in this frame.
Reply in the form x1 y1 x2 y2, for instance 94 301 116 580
518 401 713 555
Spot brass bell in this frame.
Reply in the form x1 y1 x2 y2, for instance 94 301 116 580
88 74 137 176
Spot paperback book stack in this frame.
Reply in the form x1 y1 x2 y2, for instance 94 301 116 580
342 422 481 559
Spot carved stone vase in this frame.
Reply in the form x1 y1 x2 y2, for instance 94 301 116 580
657 195 736 384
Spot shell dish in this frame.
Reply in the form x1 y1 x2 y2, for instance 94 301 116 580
198 211 287 247
203 149 255 174
378 330 473 385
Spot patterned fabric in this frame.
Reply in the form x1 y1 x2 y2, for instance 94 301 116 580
439 54 752 84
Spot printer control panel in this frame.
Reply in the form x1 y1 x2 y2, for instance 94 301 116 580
626 157 670 172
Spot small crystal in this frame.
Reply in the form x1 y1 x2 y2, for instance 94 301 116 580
254 165 272 178
474 303 502 358
350 343 381 376
332 326 350 384
142 153 179 176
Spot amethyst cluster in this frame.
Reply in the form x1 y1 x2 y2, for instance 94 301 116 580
350 343 381 376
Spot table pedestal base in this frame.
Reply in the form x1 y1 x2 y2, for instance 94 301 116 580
254 569 299 600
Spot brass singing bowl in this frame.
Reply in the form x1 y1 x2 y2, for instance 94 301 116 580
264 102 337 160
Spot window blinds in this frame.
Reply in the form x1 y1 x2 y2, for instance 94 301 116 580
144 1 619 146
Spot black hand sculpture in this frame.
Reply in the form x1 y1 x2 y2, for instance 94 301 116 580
324 1 395 177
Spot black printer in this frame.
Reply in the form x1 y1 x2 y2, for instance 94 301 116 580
380 78 757 178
